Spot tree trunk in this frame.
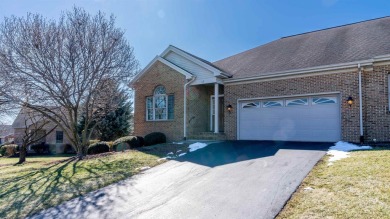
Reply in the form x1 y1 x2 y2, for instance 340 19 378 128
18 146 27 164
77 144 87 160
77 152 84 160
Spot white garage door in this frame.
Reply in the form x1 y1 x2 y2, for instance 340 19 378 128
238 95 341 142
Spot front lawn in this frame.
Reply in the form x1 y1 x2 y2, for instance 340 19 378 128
277 148 390 219
0 143 189 219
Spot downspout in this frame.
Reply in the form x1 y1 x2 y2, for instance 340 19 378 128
358 63 364 143
183 76 196 140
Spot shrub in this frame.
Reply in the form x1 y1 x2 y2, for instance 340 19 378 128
0 144 19 157
87 142 110 155
63 144 75 154
144 132 166 146
31 143 50 154
0 146 5 157
136 136 145 147
112 136 142 151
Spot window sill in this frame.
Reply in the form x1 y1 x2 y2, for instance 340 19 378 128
146 119 175 122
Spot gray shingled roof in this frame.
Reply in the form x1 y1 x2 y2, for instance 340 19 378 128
0 125 13 138
213 17 390 79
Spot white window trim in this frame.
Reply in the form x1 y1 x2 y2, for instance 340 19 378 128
210 95 224 131
153 93 168 121
146 87 172 121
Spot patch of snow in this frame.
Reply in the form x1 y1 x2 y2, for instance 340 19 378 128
178 153 186 157
188 142 208 152
177 150 182 153
157 158 168 162
166 152 174 156
172 142 184 144
303 187 314 191
327 141 372 165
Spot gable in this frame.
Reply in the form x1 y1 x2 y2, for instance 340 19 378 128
129 56 192 87
164 51 217 85
130 45 229 87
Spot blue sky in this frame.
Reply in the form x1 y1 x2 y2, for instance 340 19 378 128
0 0 389 68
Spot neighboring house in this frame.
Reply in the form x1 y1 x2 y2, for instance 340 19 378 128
0 125 14 144
130 17 390 144
12 108 72 153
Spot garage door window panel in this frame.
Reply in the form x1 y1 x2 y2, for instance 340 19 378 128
242 102 260 108
263 100 283 107
286 98 308 106
312 97 337 105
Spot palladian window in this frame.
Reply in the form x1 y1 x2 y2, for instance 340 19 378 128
146 86 174 121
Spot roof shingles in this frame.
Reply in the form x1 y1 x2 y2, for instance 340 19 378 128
212 17 390 79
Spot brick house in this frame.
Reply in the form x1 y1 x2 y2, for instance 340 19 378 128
0 125 14 145
131 17 390 144
12 108 72 154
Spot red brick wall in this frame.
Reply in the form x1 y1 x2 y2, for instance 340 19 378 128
133 61 186 142
187 85 214 135
363 64 390 142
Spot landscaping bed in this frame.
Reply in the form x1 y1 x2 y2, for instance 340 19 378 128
277 147 390 219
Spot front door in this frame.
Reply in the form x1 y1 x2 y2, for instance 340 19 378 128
210 96 224 132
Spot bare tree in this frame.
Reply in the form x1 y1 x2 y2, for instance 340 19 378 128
16 108 57 164
0 7 139 158
0 78 18 121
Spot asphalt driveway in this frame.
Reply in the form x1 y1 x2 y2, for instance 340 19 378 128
30 141 331 219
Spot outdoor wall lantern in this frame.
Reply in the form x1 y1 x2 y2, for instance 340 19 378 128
226 104 233 113
347 96 354 107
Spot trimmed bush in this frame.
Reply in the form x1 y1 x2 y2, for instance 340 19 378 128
31 143 50 154
0 146 5 157
63 144 76 154
144 132 166 146
0 144 19 157
87 142 110 155
136 136 145 147
112 136 142 151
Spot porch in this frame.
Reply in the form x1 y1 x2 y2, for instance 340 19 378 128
186 83 226 140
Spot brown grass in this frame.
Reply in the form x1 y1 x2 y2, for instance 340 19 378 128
277 148 390 219
0 143 188 219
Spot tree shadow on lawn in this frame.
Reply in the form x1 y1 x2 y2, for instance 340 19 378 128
0 156 139 219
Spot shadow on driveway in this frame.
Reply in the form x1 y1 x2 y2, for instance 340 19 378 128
175 140 332 167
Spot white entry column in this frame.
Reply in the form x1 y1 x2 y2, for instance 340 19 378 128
214 83 219 133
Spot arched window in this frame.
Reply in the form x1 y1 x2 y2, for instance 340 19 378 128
146 86 174 121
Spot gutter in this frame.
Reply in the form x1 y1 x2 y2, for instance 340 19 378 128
183 76 196 140
223 59 377 84
358 63 364 143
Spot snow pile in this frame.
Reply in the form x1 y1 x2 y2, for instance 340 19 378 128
327 141 372 165
172 142 184 145
188 142 208 152
164 150 187 159
163 142 209 160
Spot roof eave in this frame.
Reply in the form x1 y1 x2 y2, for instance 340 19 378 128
223 57 387 84
129 56 193 88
